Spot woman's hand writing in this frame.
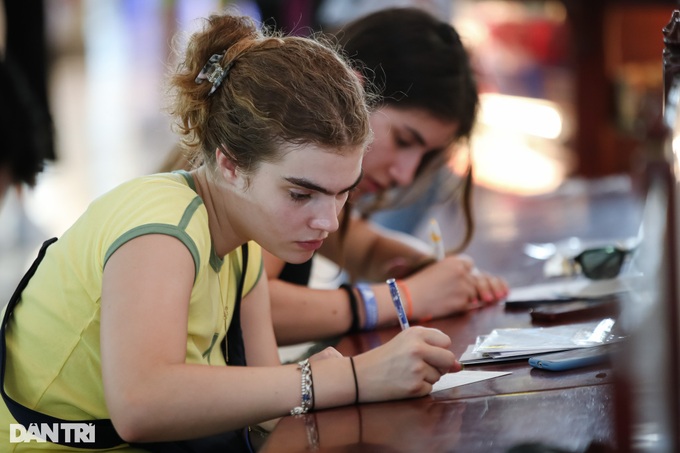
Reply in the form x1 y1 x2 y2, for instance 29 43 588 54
351 326 461 403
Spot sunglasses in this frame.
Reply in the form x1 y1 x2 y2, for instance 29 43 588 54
571 246 633 280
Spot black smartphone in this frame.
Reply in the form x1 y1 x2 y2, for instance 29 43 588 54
529 298 619 322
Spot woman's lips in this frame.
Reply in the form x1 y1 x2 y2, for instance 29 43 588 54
296 240 324 251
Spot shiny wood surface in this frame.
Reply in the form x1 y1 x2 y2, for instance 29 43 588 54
260 385 615 453
261 179 642 453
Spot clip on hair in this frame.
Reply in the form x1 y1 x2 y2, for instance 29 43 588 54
195 51 231 96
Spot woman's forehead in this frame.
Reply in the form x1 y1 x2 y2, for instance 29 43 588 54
261 143 364 189
375 106 459 148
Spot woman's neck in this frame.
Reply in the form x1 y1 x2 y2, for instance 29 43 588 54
190 166 244 258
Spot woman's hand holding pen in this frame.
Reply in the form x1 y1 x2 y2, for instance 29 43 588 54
403 254 509 320
352 326 461 402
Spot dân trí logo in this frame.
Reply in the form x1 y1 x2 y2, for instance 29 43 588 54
9 423 95 443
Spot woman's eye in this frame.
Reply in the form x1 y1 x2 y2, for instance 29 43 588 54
395 135 413 148
289 191 311 203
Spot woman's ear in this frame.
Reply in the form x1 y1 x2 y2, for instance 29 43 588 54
215 147 240 184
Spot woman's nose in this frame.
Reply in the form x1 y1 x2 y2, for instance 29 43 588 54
389 152 421 187
308 200 340 233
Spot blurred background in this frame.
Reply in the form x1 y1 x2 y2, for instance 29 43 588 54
0 0 675 300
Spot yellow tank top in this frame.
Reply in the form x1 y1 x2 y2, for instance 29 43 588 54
0 171 262 451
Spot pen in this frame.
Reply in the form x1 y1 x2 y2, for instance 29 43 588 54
387 278 410 330
429 218 445 261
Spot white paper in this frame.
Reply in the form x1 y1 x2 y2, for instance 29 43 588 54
506 274 641 303
430 370 511 393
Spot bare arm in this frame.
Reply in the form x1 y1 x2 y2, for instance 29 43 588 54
266 261 507 347
241 270 281 366
100 235 347 441
267 215 508 343
269 278 356 345
264 250 358 344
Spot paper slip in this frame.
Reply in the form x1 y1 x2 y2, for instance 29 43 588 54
431 370 511 394
505 275 641 305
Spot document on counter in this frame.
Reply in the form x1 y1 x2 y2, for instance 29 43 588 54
504 274 641 308
459 318 619 365
431 370 511 394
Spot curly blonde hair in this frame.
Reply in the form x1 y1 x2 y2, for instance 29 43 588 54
167 13 373 175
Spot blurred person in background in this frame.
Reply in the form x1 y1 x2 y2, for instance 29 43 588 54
1 0 54 202
267 7 509 345
0 56 51 203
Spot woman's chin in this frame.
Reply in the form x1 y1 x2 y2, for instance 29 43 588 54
269 248 315 265
286 250 316 264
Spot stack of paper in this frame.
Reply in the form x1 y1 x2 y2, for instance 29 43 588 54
459 318 618 365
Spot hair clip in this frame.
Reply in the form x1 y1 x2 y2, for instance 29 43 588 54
195 51 230 96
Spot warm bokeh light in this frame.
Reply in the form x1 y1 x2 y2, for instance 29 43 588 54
453 93 573 195
478 93 565 140
470 133 572 195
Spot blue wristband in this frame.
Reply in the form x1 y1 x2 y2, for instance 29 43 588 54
356 283 378 330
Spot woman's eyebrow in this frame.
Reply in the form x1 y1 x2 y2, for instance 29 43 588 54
405 125 448 154
285 170 363 195
404 125 426 146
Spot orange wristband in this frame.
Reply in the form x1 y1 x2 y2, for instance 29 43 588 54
396 280 413 320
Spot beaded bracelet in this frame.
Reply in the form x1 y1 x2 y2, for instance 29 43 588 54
339 284 360 333
290 359 314 415
355 283 378 330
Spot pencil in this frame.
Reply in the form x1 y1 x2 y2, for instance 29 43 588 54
429 218 445 261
